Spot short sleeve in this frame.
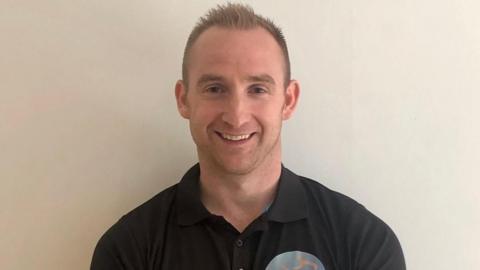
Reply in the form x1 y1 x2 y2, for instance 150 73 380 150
90 219 145 270
346 205 406 270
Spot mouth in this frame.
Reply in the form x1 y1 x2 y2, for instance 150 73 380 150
215 131 255 142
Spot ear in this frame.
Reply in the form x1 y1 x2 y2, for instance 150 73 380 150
282 79 300 120
175 80 190 119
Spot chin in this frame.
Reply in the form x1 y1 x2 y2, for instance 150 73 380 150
216 158 258 175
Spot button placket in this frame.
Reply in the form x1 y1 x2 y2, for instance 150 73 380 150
232 237 247 270
236 239 243 247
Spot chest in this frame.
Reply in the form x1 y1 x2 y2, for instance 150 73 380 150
152 220 341 270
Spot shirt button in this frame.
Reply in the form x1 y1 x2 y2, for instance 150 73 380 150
236 239 243 247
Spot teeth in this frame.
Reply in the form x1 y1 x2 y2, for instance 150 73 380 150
221 133 251 141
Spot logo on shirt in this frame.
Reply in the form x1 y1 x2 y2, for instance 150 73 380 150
266 251 325 270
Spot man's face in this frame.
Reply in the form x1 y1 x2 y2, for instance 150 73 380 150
176 26 299 175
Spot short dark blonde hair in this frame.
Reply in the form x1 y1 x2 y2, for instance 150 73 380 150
182 3 291 87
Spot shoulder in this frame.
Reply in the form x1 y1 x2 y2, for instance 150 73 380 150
299 176 360 209
121 184 178 226
297 175 369 222
297 174 394 236
107 183 179 240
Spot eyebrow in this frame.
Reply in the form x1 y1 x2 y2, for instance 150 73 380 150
196 74 224 86
196 74 276 86
245 74 276 85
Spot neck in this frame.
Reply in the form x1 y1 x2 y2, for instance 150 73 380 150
198 152 282 232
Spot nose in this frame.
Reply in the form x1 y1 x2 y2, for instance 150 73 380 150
221 92 250 128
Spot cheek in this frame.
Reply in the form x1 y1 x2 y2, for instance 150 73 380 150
189 103 221 127
254 103 285 126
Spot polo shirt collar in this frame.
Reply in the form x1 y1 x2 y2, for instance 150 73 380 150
176 164 211 225
176 163 308 226
266 165 308 222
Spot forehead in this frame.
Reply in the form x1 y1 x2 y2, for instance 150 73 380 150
187 27 285 84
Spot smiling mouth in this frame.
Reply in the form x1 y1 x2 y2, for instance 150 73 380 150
215 132 255 141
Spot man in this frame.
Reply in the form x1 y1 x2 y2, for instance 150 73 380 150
91 3 405 270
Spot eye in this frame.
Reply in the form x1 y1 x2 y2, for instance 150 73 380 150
204 85 224 94
249 85 268 94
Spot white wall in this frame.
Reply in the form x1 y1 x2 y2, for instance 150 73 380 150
1 1 479 269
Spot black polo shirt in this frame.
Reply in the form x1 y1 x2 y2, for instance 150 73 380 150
91 164 405 270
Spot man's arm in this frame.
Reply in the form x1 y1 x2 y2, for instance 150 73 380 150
346 205 406 270
90 220 145 270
